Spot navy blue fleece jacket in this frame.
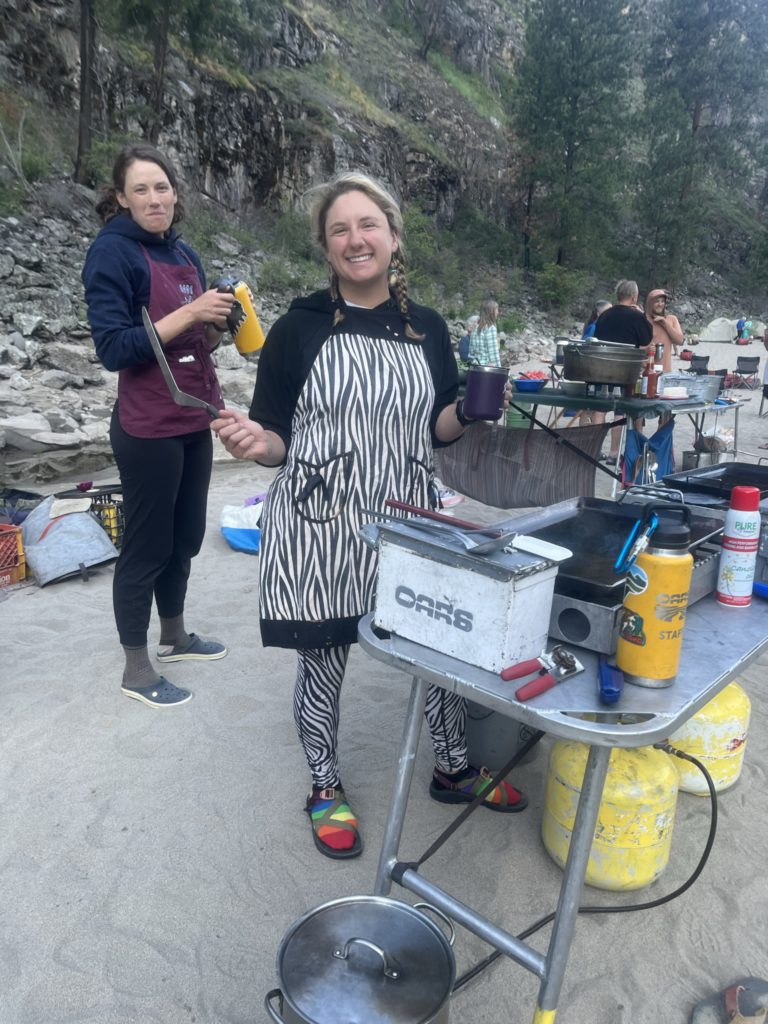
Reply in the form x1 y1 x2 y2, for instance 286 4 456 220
82 214 207 372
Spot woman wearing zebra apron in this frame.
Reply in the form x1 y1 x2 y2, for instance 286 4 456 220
213 172 527 859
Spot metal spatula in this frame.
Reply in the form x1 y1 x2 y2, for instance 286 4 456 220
141 307 220 419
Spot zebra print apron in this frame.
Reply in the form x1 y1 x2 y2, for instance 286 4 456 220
259 327 435 648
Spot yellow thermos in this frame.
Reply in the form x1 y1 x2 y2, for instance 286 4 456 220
615 504 693 688
216 277 266 354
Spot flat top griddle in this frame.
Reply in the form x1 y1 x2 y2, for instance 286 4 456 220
662 462 768 500
498 496 723 591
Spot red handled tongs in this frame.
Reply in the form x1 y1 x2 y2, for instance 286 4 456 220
501 646 584 701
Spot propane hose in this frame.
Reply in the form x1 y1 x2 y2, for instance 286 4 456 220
452 744 718 993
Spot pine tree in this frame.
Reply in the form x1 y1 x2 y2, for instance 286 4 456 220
638 0 768 283
513 0 638 270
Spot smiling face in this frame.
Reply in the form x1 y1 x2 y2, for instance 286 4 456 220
323 189 398 306
116 159 177 236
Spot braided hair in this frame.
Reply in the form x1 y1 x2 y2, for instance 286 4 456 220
307 171 424 340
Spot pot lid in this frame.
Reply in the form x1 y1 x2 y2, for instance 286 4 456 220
277 896 455 1024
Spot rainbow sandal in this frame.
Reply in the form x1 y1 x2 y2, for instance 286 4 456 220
430 765 528 813
305 787 363 860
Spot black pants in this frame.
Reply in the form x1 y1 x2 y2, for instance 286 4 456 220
110 408 212 647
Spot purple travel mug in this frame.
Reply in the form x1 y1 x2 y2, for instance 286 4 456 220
463 365 509 420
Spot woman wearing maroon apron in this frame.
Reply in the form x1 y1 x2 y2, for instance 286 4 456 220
83 144 235 708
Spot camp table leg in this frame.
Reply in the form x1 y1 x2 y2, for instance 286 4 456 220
374 675 429 897
533 744 611 1024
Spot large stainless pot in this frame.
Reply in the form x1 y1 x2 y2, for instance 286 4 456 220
265 896 456 1024
563 339 644 386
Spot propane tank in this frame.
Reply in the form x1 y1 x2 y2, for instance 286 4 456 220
541 740 679 891
669 682 751 795
615 504 693 688
716 485 761 607
215 277 266 354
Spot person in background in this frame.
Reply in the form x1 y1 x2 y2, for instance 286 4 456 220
574 300 612 432
594 281 652 462
83 143 234 709
213 172 526 861
736 315 746 342
595 280 653 349
644 289 683 373
468 298 501 366
582 299 611 340
458 313 479 362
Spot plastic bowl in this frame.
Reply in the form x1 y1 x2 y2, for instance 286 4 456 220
513 378 547 392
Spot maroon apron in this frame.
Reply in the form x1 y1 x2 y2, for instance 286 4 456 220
117 245 223 438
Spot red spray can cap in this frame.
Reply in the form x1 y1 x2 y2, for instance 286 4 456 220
730 485 761 511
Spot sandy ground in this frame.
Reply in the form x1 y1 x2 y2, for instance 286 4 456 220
2 338 767 1024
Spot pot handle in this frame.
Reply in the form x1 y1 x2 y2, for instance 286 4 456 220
333 937 399 979
413 902 456 947
264 988 286 1023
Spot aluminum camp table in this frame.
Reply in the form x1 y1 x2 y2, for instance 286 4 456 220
358 598 768 1024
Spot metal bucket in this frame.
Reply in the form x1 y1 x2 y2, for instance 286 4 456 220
266 896 455 1024
466 702 540 767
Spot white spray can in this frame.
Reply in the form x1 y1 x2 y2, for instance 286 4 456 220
715 485 761 607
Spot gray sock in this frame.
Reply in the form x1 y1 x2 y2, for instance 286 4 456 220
122 645 161 689
158 614 191 650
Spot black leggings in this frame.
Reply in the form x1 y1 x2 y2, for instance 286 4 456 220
110 408 212 647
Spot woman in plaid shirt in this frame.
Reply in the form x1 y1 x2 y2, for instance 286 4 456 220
468 298 500 366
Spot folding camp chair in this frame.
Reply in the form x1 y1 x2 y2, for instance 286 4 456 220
688 354 710 375
733 356 760 389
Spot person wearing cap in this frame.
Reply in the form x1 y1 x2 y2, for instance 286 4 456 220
645 289 683 373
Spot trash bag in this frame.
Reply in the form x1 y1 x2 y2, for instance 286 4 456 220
220 497 265 554
21 495 118 586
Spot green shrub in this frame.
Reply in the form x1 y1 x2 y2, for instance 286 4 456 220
535 263 588 310
274 209 314 260
258 256 323 296
499 310 526 333
403 205 462 303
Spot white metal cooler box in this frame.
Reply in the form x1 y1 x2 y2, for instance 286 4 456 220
361 520 561 675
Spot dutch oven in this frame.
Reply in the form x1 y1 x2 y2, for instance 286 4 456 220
265 896 456 1024
563 339 644 387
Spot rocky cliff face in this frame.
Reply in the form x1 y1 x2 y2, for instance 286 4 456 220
0 0 519 217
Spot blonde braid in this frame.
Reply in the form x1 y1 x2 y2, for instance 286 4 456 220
391 251 425 341
329 269 345 328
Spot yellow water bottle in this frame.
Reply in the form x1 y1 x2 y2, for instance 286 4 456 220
215 277 265 354
615 505 693 688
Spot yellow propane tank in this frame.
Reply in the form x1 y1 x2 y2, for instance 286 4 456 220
669 682 751 795
541 741 679 891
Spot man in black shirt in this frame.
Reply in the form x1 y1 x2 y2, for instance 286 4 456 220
595 280 653 349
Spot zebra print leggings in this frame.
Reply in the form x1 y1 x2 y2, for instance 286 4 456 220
295 645 468 789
